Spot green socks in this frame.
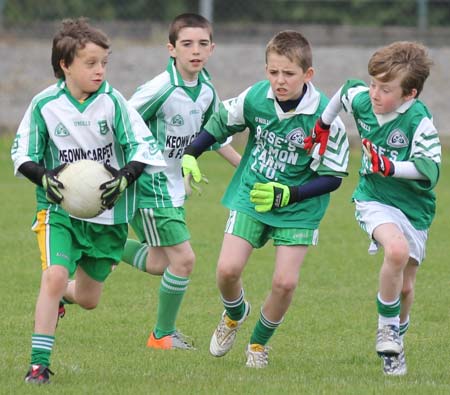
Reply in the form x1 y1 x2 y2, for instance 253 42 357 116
30 334 54 367
154 269 189 338
122 239 148 272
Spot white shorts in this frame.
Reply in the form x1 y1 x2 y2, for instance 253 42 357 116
354 200 428 264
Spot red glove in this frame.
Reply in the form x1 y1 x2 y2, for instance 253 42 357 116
304 118 330 155
362 139 394 176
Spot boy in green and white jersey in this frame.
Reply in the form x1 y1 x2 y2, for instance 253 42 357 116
121 13 240 350
310 41 441 376
11 18 165 384
182 30 349 367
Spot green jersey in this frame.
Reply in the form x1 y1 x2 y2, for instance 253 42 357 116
129 58 226 208
11 80 166 225
204 80 349 228
341 79 441 229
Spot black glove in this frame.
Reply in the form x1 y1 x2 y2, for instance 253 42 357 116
42 164 68 204
100 161 145 209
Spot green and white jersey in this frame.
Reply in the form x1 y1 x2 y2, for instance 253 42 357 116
11 80 166 225
341 79 441 229
204 80 349 228
129 58 227 208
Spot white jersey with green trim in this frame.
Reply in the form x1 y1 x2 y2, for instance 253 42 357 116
129 58 228 208
11 80 166 225
204 80 349 229
340 79 441 229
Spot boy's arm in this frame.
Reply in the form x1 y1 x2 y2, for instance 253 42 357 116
250 176 343 213
304 88 344 155
216 144 241 168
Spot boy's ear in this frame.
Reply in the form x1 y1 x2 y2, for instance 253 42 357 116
167 42 176 57
60 59 69 74
405 88 418 100
304 67 314 82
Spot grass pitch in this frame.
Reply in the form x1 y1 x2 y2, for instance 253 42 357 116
1 134 449 394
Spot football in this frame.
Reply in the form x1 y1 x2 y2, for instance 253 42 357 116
57 160 113 219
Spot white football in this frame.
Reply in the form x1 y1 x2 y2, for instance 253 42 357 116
57 160 113 219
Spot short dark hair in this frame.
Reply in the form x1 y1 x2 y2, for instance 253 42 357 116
168 13 212 46
265 30 312 71
51 17 110 79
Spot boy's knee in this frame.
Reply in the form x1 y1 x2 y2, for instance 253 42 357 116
272 277 297 296
385 241 410 267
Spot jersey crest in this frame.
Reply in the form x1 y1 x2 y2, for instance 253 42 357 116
286 127 307 148
55 122 69 137
387 129 409 148
170 114 184 126
98 120 110 135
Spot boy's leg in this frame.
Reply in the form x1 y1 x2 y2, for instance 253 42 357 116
147 241 194 350
29 265 69 371
373 223 409 356
26 210 74 384
246 244 307 368
63 266 104 309
383 259 417 376
210 233 253 357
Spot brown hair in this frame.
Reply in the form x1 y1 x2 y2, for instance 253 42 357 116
51 17 110 79
265 30 312 71
368 41 432 97
168 13 213 46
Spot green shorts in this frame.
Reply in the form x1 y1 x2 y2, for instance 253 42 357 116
224 210 319 248
32 209 128 282
131 207 190 247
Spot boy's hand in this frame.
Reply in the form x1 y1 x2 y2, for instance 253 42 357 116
181 154 203 182
183 173 209 196
304 118 330 155
42 163 67 204
362 139 394 176
250 182 291 213
100 164 128 209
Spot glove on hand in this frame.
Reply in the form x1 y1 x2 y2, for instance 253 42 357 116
304 118 330 155
362 139 394 176
42 163 68 204
182 154 208 196
100 164 129 209
250 182 291 213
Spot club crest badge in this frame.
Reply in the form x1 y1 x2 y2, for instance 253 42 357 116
387 129 409 148
54 122 69 137
286 128 307 147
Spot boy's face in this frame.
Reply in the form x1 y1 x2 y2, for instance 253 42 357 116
167 27 214 82
60 42 109 101
266 52 313 102
369 74 417 114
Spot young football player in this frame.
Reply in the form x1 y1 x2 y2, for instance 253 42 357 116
121 13 240 350
182 30 349 367
11 18 165 384
309 41 441 375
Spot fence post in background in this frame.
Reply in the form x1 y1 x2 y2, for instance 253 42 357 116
0 0 5 31
417 0 428 38
199 0 214 22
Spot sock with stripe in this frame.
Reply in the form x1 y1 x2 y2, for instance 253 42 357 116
377 293 401 328
222 289 245 321
249 309 283 346
30 334 55 367
122 239 148 272
154 268 189 338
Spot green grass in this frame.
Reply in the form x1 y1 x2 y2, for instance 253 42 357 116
1 133 449 394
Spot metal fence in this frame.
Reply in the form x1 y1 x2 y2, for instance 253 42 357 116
0 0 450 45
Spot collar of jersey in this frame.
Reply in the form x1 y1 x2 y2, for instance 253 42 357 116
166 57 211 87
58 79 111 112
266 81 320 117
